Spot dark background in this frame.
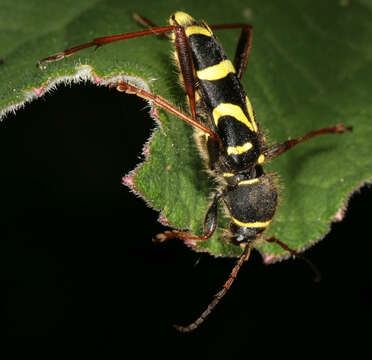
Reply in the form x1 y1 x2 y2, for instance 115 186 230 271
2 84 371 357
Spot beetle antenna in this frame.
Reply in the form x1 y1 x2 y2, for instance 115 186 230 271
174 243 252 333
265 237 322 282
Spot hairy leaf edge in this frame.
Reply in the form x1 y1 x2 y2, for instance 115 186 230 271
0 67 364 263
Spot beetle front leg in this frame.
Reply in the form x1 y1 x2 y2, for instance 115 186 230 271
154 191 223 244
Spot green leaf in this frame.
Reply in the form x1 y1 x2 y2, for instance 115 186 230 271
1 0 372 261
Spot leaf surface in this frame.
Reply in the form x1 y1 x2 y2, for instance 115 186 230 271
1 0 371 260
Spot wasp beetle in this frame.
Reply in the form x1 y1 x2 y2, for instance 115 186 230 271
38 11 352 332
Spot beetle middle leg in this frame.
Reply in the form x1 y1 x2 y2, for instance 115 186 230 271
264 124 352 161
111 81 217 139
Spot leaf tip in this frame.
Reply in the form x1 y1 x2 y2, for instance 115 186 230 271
157 214 170 226
122 173 136 189
32 86 45 97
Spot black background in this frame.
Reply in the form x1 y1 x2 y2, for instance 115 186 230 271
2 84 371 357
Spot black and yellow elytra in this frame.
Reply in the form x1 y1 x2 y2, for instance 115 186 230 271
37 11 351 332
170 12 275 243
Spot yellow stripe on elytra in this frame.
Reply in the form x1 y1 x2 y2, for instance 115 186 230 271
185 25 212 37
171 12 194 26
212 103 255 132
257 154 265 164
238 178 259 186
245 96 258 132
227 142 253 155
197 60 235 81
223 172 234 177
232 217 272 228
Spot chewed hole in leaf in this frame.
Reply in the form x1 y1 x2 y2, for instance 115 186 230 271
1 0 371 262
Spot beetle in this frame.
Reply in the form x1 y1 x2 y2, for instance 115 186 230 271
38 11 352 332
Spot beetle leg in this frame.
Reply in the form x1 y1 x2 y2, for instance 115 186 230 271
264 124 352 161
210 23 253 80
155 191 223 243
